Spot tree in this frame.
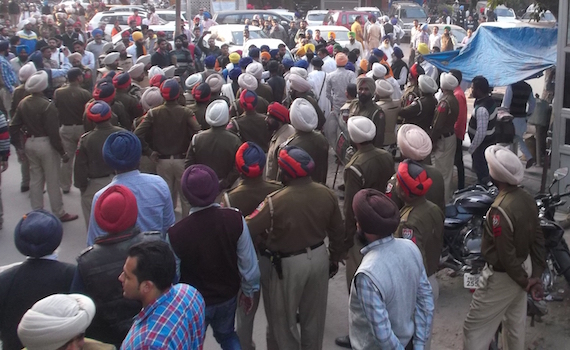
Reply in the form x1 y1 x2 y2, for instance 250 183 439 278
488 0 559 20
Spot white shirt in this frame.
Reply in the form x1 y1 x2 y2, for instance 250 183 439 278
50 49 66 68
429 33 441 50
344 41 364 58
421 60 438 81
81 50 96 70
322 55 336 73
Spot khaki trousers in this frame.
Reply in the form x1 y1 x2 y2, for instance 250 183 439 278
425 274 439 350
25 137 65 217
81 176 113 227
463 268 527 350
59 125 85 192
0 87 12 119
270 244 329 350
432 135 457 202
156 158 189 217
17 149 30 187
345 236 365 291
139 155 157 174
236 255 278 350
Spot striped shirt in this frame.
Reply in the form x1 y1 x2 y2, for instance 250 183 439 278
121 284 206 350
0 56 17 94
0 112 9 161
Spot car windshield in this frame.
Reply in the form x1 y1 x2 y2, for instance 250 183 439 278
308 13 327 21
158 13 177 22
401 7 426 19
324 30 349 41
495 8 515 17
231 30 267 45
451 28 466 42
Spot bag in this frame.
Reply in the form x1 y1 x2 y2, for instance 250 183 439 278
494 107 515 144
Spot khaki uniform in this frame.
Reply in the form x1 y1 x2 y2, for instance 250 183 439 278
115 88 142 124
344 144 395 289
188 101 209 130
54 83 93 193
281 131 329 185
129 82 143 99
401 84 421 107
185 126 242 190
74 122 123 226
118 56 133 72
431 92 459 201
135 101 201 217
10 84 30 189
96 65 121 80
399 94 437 133
377 98 401 146
229 94 270 117
10 94 67 217
83 99 132 132
348 99 385 148
246 177 345 350
464 186 545 350
291 92 326 131
386 164 445 212
227 111 272 153
222 176 283 350
265 124 295 181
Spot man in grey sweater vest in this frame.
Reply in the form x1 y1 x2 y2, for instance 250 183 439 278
349 189 434 349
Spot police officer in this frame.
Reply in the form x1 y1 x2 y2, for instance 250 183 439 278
112 72 142 125
375 79 401 148
265 102 295 181
335 116 395 349
386 124 445 212
463 145 545 350
348 76 385 148
184 73 202 108
399 74 438 133
245 61 273 103
187 82 211 129
431 72 460 201
54 67 92 194
286 74 326 130
223 142 283 350
97 52 120 80
394 159 444 350
9 71 78 222
246 146 345 350
401 63 425 107
67 50 94 92
227 90 271 153
185 100 242 192
281 98 329 185
74 101 123 227
230 73 270 117
84 81 131 132
134 79 201 217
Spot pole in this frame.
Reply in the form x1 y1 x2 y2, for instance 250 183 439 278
174 0 181 39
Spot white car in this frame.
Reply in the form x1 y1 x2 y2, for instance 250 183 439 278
242 38 294 61
89 11 146 37
269 9 296 22
105 5 146 13
155 9 188 24
59 0 90 11
111 24 175 45
354 7 382 19
307 25 350 47
206 25 269 52
305 10 329 26
493 5 519 23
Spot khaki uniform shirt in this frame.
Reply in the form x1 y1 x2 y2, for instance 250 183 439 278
401 84 421 107
377 98 401 146
431 92 459 141
10 84 30 118
115 89 142 124
188 101 209 130
482 186 546 288
53 83 92 125
223 176 283 216
230 91 270 117
398 94 437 133
395 197 444 276
386 164 445 212
265 124 295 181
282 130 330 185
83 99 131 132
227 111 272 153
348 99 385 148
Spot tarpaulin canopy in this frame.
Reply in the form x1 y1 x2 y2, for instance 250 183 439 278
423 25 557 87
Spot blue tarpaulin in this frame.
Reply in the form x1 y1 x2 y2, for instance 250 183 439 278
423 25 557 87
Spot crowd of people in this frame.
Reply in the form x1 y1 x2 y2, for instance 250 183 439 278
0 2 548 350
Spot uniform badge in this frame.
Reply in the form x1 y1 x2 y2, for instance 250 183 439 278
492 214 501 237
247 201 265 220
402 228 413 240
386 182 393 194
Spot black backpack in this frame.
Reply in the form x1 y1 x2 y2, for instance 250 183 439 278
494 107 515 144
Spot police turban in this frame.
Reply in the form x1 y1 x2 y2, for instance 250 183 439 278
278 146 315 179
236 142 266 178
396 159 433 197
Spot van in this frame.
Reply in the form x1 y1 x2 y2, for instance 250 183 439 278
389 1 428 38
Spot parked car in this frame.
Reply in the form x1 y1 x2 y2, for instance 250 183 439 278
242 38 294 61
388 1 428 38
306 10 329 26
354 7 382 19
307 25 349 47
155 9 188 24
323 10 369 30
105 5 146 13
520 10 556 25
206 25 269 52
59 0 90 11
111 24 175 45
213 10 291 32
493 5 519 23
269 9 296 22
428 24 467 50
88 11 147 37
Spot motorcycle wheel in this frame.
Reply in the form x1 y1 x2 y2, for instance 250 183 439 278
551 240 570 285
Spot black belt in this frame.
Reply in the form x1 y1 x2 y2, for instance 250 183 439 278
279 241 325 258
158 154 185 159
441 131 454 138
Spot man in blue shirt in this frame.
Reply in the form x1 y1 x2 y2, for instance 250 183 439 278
87 131 175 245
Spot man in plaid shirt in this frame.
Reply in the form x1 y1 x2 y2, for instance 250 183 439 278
120 241 206 350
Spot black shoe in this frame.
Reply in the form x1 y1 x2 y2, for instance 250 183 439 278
526 158 536 169
335 335 351 349
20 185 29 192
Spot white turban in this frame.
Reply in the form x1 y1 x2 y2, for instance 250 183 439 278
440 72 459 91
67 52 82 63
25 71 48 93
128 63 144 79
136 54 151 67
485 145 523 185
397 124 432 161
245 61 263 80
148 66 165 79
163 65 175 78
238 73 258 91
372 62 387 79
206 74 224 93
101 42 113 54
141 87 164 111
348 116 376 144
288 74 311 93
289 67 308 79
18 294 96 350
114 41 126 52
102 52 119 65
206 99 230 127
375 79 393 98
185 73 202 90
19 62 37 83
418 75 438 94
290 98 317 132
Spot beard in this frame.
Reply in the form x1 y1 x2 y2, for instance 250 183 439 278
358 93 372 103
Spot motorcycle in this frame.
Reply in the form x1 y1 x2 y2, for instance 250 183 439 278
440 183 498 287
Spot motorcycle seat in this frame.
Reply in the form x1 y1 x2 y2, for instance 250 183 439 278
445 204 458 218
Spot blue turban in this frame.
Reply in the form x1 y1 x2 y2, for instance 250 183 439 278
92 28 103 37
278 146 315 178
372 48 384 58
15 45 28 55
306 29 313 36
282 58 294 69
368 55 379 65
0 40 9 52
260 45 270 52
222 68 229 81
393 47 404 59
235 142 266 177
294 60 309 69
204 55 216 68
103 131 142 171
239 56 253 69
29 51 44 69
345 62 355 72
249 47 260 59
391 18 398 25
229 67 242 81
269 49 279 59
14 210 63 258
